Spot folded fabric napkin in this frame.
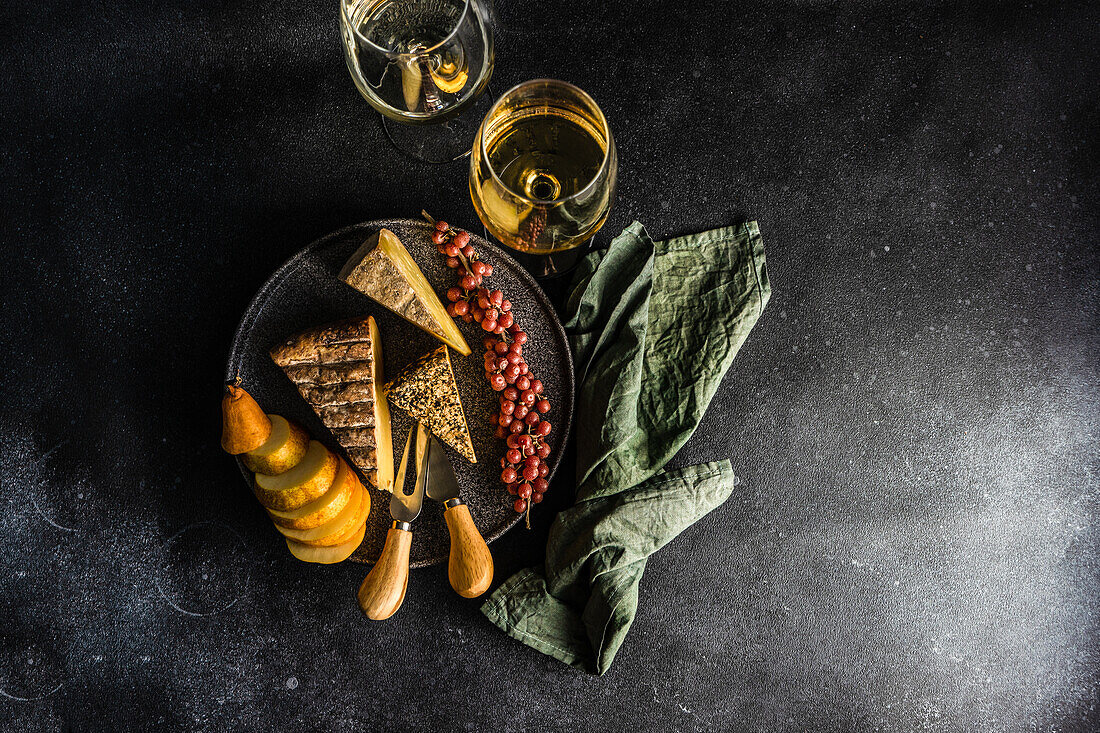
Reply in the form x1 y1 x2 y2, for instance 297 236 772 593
480 221 770 674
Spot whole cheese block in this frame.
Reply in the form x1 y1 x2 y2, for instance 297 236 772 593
338 228 471 356
385 345 476 464
270 316 395 493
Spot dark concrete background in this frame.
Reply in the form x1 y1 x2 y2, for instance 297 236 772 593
1 0 1097 730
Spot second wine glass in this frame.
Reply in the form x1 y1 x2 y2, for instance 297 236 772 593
469 79 617 277
341 0 494 162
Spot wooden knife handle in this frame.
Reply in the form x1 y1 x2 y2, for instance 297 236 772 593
443 500 493 598
358 524 412 620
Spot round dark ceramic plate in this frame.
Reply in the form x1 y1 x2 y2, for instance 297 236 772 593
226 219 573 568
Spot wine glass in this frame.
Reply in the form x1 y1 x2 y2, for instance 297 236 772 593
341 0 494 163
469 79 617 277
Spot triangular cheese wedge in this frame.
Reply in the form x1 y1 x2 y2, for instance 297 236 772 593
385 345 476 463
339 229 471 356
269 316 394 493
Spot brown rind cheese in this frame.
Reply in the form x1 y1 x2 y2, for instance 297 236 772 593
385 345 476 464
270 318 384 486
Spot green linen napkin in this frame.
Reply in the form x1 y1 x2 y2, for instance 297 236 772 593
480 221 770 674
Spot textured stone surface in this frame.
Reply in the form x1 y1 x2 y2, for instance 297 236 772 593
0 0 1097 730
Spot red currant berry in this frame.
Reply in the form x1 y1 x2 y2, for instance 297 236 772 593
477 294 490 310
501 467 517 483
445 287 461 302
453 230 471 246
497 357 509 371
522 465 539 482
460 274 478 290
506 434 518 449
533 478 549 493
444 243 460 257
483 336 496 350
482 319 497 332
531 492 544 504
536 399 551 413
524 455 540 468
509 420 525 434
531 379 543 394
506 448 523 464
498 312 514 329
513 404 528 420
489 373 506 391
509 341 523 355
517 435 532 449
445 303 458 317
536 420 552 437
435 220 449 232
500 298 510 312
514 498 528 513
494 425 507 439
461 244 475 258
493 341 508 357
432 230 447 245
536 443 551 458
483 307 499 321
515 375 531 391
462 313 474 323
504 364 521 380
500 399 515 415
489 290 503 307
525 411 541 426
520 388 535 403
498 413 513 427
506 482 518 495
472 261 488 276
446 256 461 269
518 484 533 499
518 362 529 375
503 386 519 401
507 352 523 366
483 265 493 277
454 300 470 316
512 331 528 345
538 462 550 477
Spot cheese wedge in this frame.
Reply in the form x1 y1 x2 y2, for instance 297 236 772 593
270 317 394 493
273 479 368 544
253 440 337 511
286 522 366 564
267 458 358 530
339 228 471 356
242 414 309 476
386 345 476 463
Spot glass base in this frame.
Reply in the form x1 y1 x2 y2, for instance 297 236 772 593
496 238 595 280
380 90 494 164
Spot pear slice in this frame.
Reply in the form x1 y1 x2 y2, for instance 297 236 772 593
286 522 365 564
253 440 337 511
289 480 371 547
272 478 368 544
242 415 309 475
339 229 471 356
267 458 358 530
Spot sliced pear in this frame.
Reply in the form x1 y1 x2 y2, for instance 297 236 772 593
272 479 367 543
242 415 309 475
267 459 358 530
339 229 471 356
286 522 365 564
290 481 371 547
253 440 337 511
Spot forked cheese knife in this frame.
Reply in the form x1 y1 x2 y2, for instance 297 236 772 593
358 422 429 620
425 435 494 598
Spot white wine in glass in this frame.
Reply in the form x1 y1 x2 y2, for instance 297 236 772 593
470 80 616 275
341 0 494 160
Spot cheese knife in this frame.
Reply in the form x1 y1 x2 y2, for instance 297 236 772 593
425 435 494 598
358 422 429 620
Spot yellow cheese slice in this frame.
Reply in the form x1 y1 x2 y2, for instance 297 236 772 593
339 229 471 356
367 316 395 493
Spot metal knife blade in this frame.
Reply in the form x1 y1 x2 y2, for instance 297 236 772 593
389 422 428 523
425 435 461 503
